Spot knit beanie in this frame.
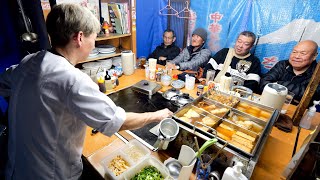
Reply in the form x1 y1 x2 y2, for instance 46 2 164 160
192 28 207 42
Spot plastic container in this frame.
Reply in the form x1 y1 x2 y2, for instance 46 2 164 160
101 151 134 180
121 139 151 164
124 156 171 180
300 100 320 130
221 162 248 180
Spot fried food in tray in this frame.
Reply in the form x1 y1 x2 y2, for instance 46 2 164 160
226 111 264 134
206 90 239 107
215 122 258 153
176 106 220 131
195 100 230 118
235 102 272 122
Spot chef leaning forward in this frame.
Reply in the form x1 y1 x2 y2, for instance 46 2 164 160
202 31 261 93
0 3 172 180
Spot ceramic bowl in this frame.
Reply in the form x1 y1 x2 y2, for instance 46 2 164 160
161 75 172 86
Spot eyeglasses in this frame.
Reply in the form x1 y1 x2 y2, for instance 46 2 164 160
163 36 174 40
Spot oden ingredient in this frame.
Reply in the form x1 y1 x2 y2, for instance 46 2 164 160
131 165 164 180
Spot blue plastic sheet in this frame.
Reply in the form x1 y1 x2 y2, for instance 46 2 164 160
137 0 320 74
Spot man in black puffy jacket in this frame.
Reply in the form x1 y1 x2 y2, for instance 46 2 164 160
260 40 319 105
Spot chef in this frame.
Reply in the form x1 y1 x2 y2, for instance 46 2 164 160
0 4 172 179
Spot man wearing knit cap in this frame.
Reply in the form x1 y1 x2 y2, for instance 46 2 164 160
203 31 261 93
167 27 211 71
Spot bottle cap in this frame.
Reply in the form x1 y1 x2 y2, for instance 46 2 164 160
233 162 243 175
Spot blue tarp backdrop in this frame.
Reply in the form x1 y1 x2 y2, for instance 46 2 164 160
136 0 320 74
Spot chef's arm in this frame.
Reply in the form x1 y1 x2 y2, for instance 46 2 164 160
119 108 173 131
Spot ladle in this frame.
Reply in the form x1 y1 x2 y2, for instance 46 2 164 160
165 138 217 178
17 0 38 43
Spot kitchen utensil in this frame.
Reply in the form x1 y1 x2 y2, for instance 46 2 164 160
165 159 182 179
188 138 218 166
153 118 179 150
17 0 38 43
194 137 203 164
162 88 182 100
260 83 287 110
203 142 228 169
131 80 161 97
171 93 194 107
209 171 221 180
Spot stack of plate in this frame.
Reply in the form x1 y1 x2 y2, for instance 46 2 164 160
82 59 113 72
88 48 99 58
97 45 116 54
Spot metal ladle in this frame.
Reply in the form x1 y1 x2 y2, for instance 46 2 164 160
165 138 218 178
17 0 38 43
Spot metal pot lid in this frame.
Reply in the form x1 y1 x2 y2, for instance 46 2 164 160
162 88 181 100
173 93 194 106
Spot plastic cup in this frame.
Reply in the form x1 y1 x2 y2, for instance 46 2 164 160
206 70 215 85
185 76 195 90
281 91 295 114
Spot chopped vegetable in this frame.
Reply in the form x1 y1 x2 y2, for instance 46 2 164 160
131 165 164 180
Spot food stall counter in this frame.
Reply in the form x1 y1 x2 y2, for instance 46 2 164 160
82 68 319 179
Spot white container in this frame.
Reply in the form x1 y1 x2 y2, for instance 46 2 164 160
101 150 134 180
149 58 157 71
185 75 195 90
260 83 287 110
124 156 171 180
121 139 151 164
221 162 248 180
164 145 196 180
121 50 135 75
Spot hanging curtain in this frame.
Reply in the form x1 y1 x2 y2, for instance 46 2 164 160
136 0 167 57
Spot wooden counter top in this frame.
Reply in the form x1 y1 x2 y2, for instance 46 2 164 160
82 68 319 179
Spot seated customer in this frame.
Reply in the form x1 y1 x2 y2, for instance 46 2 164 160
148 29 180 66
203 31 261 92
166 28 211 71
260 40 320 104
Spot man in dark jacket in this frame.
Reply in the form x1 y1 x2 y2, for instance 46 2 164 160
260 40 319 104
203 31 261 93
148 29 180 65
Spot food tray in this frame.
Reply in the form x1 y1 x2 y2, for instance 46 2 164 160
101 139 151 179
123 156 171 180
122 139 151 164
204 90 239 107
173 104 221 132
213 120 260 156
101 150 133 180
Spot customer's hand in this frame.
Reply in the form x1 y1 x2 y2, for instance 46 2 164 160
166 62 176 69
152 108 173 122
159 56 167 61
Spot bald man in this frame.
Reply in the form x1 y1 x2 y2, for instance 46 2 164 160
260 40 319 104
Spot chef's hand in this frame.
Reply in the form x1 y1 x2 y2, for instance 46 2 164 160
152 108 173 122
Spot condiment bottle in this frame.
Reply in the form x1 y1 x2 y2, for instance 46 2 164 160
97 77 106 93
104 72 113 90
299 100 320 130
221 162 248 180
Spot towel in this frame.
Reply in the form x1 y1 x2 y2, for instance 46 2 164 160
274 114 293 132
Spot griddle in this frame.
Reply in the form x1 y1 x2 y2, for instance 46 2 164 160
107 87 178 150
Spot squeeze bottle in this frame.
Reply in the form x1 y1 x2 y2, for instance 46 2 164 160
300 100 320 130
221 162 248 180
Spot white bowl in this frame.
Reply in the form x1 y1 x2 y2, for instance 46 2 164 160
161 75 172 86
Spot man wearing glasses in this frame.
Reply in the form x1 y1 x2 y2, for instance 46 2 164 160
148 29 181 65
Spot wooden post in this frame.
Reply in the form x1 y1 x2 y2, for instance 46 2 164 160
293 62 320 126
